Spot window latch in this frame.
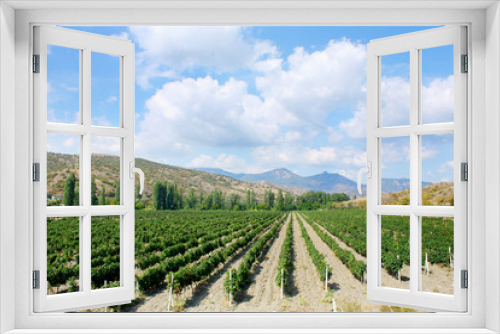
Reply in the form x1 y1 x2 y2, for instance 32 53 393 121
357 162 372 195
129 161 145 195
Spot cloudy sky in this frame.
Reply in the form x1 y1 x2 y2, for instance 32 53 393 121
47 26 454 183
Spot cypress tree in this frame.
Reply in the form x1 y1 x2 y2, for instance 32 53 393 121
63 173 76 206
115 182 120 205
91 175 98 205
99 186 106 205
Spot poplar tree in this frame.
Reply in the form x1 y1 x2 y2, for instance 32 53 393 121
63 173 76 206
91 175 98 205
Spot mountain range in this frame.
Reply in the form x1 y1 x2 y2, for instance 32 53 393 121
197 168 430 196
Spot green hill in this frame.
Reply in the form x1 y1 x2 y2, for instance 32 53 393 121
47 152 303 206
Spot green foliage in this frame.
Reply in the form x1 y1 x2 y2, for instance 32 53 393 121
91 175 98 205
276 220 293 290
224 214 286 299
297 216 331 281
115 182 120 205
63 172 76 206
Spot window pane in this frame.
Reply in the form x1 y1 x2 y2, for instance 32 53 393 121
91 52 121 127
421 133 454 206
91 136 121 206
47 217 80 294
91 216 121 290
380 215 410 290
380 52 410 127
47 133 81 206
381 137 410 205
47 45 80 124
421 45 454 124
421 216 454 295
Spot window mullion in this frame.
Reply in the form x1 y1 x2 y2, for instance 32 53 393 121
409 47 420 294
82 47 92 294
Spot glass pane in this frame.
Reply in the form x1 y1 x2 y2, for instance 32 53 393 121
421 133 454 206
47 45 80 124
380 52 410 127
91 216 120 290
91 136 121 206
47 133 80 206
421 216 454 295
381 137 410 205
47 217 80 294
421 45 454 124
91 52 121 127
380 215 410 290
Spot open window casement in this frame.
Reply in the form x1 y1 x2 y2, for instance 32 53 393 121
33 26 139 312
364 26 467 312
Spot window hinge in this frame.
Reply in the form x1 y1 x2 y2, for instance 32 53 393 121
461 270 468 289
33 163 40 182
461 54 468 73
461 162 468 181
33 54 40 73
33 270 40 289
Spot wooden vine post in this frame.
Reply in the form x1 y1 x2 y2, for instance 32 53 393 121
449 246 453 268
104 280 108 312
425 252 429 275
397 255 401 282
325 265 329 293
167 273 174 311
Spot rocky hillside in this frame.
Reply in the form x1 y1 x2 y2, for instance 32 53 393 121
47 152 305 204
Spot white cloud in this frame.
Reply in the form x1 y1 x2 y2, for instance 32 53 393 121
134 76 291 161
252 144 367 175
187 153 264 174
255 39 366 128
106 95 118 103
339 102 366 139
91 137 120 155
129 26 279 88
340 75 454 139
438 160 454 173
421 75 454 123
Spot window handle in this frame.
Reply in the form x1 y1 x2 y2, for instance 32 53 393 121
129 161 145 195
357 162 372 195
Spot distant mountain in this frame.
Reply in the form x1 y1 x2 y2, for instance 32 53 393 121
381 178 430 193
197 168 431 197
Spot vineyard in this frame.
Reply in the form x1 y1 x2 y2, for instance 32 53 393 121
46 208 455 312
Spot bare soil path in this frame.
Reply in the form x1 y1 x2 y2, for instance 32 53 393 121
296 213 383 312
230 214 292 311
184 214 286 312
128 215 284 312
299 213 453 300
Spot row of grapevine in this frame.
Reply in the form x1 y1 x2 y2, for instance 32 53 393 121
296 214 330 281
137 213 281 292
224 214 287 299
275 217 293 290
300 214 366 281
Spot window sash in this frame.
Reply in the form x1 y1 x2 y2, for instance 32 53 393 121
366 26 467 312
33 25 136 313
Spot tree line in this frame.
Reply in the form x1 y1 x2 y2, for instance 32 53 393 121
54 174 350 211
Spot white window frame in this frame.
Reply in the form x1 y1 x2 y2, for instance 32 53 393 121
1 2 499 334
366 26 467 312
33 25 136 312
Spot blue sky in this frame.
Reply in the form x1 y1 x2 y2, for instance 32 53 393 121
47 26 455 183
